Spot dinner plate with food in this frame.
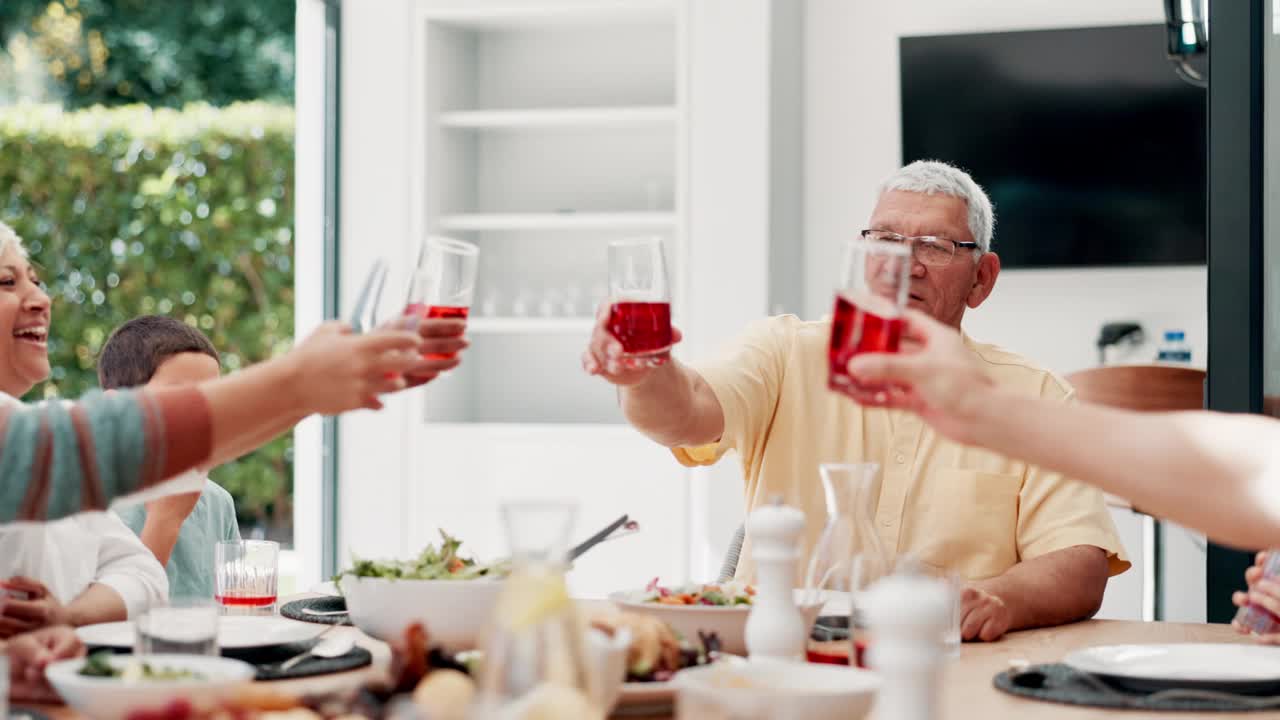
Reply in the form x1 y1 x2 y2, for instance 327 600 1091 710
589 609 735 711
608 578 826 656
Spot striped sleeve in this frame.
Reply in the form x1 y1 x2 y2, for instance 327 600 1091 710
0 388 213 523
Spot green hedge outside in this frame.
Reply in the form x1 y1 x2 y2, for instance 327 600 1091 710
0 102 296 541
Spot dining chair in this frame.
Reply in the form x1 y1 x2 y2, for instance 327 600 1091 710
1065 364 1206 413
717 524 746 582
1064 363 1206 623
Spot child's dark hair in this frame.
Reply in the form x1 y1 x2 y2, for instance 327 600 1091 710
97 315 219 389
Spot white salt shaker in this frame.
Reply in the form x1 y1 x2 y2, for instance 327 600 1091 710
862 573 952 720
744 497 807 661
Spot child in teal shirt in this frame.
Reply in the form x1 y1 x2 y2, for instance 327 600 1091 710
101 316 242 599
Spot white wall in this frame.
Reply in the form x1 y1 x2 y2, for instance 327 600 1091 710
802 0 1208 621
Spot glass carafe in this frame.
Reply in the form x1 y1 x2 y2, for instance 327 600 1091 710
802 462 891 668
474 501 602 720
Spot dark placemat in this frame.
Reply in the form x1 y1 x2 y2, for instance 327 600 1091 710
995 663 1280 713
84 639 370 681
280 596 348 625
611 701 673 718
224 640 371 681
10 709 52 720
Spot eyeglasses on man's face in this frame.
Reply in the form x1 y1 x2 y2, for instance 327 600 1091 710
860 229 981 267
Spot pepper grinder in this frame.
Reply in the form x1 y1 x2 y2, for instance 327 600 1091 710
743 496 807 661
862 573 952 720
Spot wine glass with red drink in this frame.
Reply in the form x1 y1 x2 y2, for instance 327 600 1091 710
404 236 479 361
606 236 673 367
828 237 912 396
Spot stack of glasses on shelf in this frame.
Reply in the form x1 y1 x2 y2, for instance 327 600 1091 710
402 235 676 364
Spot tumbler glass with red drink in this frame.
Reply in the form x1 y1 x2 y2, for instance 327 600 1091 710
606 236 673 367
214 540 278 612
404 236 479 361
828 237 913 396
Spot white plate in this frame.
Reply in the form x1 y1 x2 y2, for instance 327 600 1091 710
1064 643 1280 690
77 615 320 650
46 654 256 720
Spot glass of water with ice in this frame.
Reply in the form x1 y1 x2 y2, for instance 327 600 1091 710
134 599 220 656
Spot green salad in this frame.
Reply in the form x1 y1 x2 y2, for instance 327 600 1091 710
337 530 510 582
78 651 204 681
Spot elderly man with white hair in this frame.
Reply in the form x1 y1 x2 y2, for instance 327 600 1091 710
582 160 1128 642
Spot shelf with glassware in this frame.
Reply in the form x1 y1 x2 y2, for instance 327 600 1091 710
412 0 682 428
439 105 677 130
424 235 682 424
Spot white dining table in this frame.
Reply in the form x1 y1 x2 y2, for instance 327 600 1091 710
27 598 1279 720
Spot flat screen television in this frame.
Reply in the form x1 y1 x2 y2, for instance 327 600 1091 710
900 24 1206 268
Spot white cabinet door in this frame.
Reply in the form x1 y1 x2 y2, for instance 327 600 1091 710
404 424 689 598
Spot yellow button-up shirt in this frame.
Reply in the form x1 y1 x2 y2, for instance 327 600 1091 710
674 315 1130 583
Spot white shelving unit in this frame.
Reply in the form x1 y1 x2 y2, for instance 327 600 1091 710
338 0 800 593
409 0 683 424
399 0 689 596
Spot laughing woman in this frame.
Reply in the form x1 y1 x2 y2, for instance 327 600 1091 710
0 221 171 636
0 219 466 698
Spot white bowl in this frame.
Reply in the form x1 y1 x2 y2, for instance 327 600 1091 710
674 660 880 720
339 574 503 652
608 589 824 656
46 654 256 720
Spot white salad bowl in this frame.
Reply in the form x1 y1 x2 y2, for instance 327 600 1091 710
45 654 256 720
608 588 824 656
339 574 503 652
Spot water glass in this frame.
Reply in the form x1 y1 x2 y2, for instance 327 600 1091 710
214 540 279 611
932 570 963 657
900 559 962 657
135 599 219 656
828 238 913 396
607 236 673 365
